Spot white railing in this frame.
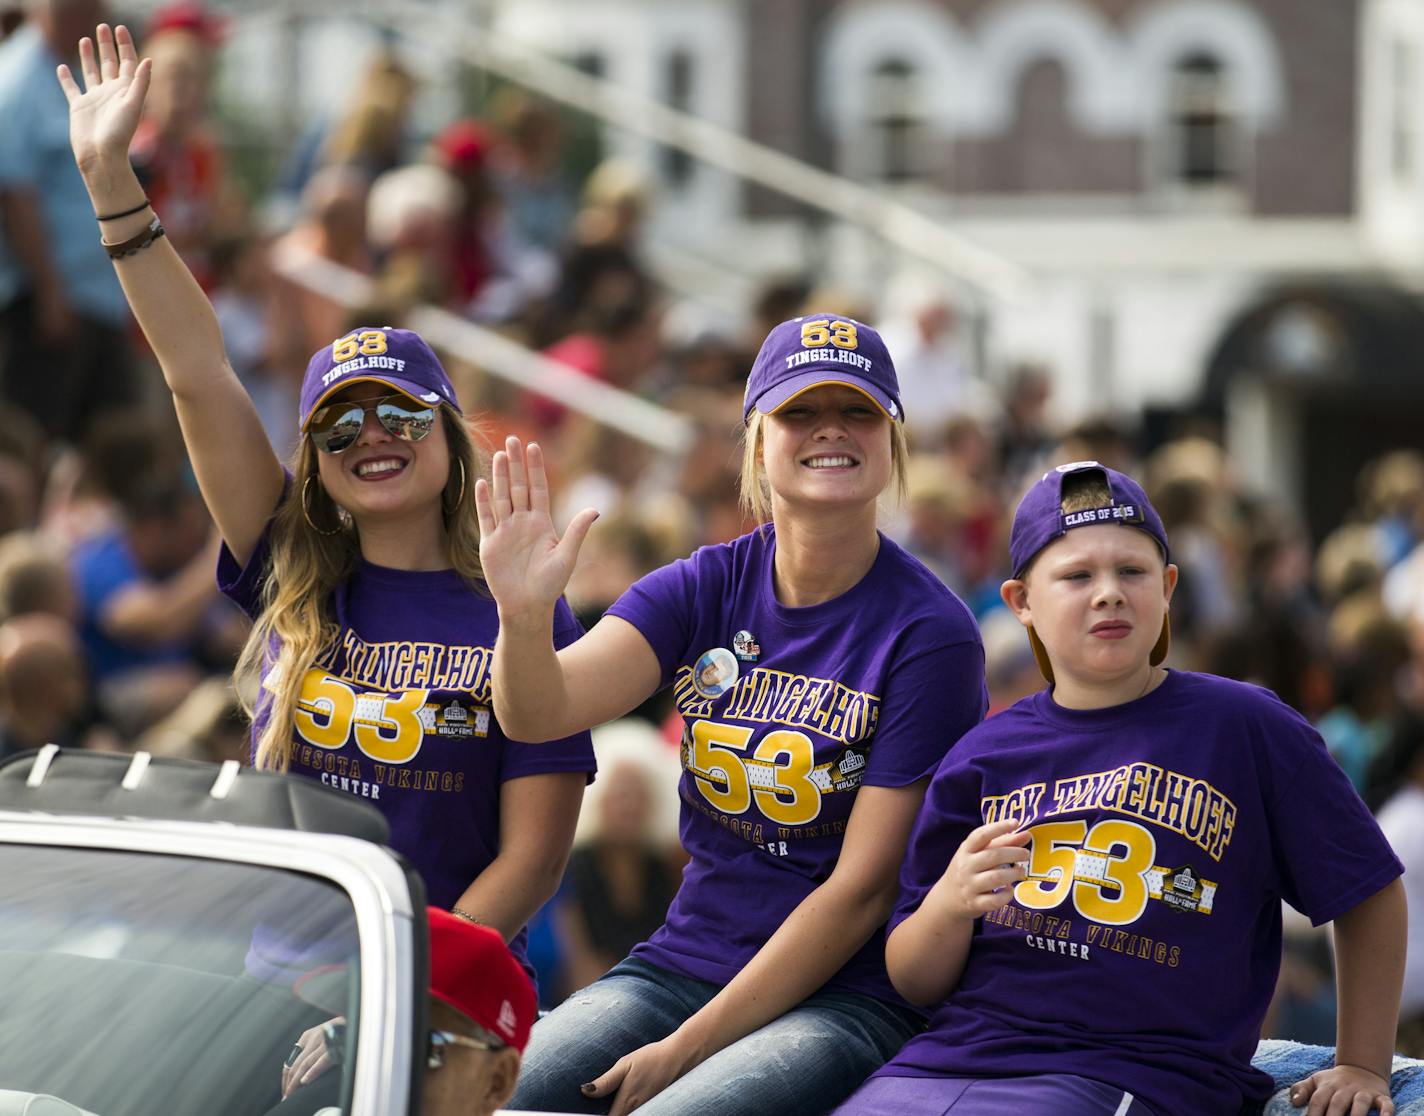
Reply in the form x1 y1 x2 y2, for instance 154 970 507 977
429 18 1031 304
272 244 695 455
233 5 1026 301
245 4 1030 443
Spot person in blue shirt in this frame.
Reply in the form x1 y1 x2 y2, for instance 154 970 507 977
0 0 137 443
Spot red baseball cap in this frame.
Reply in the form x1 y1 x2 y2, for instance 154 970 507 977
426 908 535 1051
145 1 227 45
432 120 494 172
295 907 536 1052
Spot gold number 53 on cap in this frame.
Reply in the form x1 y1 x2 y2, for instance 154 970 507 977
333 329 390 363
799 319 858 351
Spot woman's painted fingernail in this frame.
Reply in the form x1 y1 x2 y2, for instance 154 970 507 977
581 1083 596 1095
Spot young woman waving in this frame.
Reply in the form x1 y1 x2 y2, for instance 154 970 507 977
480 315 986 1115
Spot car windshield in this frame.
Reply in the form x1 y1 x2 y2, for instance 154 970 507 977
0 844 361 1116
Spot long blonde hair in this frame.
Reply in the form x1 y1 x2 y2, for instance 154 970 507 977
236 408 485 772
737 410 910 525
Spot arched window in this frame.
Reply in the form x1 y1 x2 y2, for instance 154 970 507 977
1166 51 1239 185
1006 57 1075 193
1016 57 1071 137
868 57 926 182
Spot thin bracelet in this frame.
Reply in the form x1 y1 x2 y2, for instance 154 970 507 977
95 198 151 222
102 217 166 260
451 907 484 925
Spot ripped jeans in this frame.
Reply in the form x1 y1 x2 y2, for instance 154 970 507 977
508 955 923 1116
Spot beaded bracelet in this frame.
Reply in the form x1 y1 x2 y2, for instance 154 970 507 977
95 198 150 222
102 216 166 260
451 907 485 926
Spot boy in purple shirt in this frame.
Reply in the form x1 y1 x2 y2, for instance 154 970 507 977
836 461 1406 1116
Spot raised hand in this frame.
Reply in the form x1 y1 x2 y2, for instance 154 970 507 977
932 818 1031 921
474 436 598 618
55 24 151 175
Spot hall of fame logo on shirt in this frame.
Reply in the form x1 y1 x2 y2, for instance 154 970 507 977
418 699 491 739
807 743 869 794
1150 864 1216 915
692 647 739 699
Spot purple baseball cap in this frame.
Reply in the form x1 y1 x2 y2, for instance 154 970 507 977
1009 461 1172 680
299 327 461 432
742 314 902 422
1010 461 1170 577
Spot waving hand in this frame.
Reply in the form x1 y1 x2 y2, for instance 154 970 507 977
55 23 287 569
475 437 599 617
56 24 151 175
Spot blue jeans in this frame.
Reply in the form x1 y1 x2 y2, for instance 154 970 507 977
509 956 924 1116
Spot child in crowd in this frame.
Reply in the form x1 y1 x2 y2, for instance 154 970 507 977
836 461 1406 1116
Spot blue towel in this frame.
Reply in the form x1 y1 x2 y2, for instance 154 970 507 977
1253 1040 1424 1115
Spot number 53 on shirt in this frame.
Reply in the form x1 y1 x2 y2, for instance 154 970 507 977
1011 818 1218 927
684 719 823 827
294 668 428 765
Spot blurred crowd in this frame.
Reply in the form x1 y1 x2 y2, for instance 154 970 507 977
5 0 1424 1049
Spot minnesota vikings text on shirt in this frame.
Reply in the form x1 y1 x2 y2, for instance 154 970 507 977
969 763 1240 972
280 632 496 798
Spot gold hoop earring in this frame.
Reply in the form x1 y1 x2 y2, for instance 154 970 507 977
444 457 466 515
302 476 341 536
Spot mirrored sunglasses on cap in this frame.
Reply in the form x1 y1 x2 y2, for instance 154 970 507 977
306 393 438 455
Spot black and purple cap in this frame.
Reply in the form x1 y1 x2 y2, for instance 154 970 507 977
299 327 461 432
1010 460 1170 578
742 314 902 422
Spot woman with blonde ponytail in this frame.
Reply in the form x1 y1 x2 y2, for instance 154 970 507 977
58 26 594 1097
484 308 985 1116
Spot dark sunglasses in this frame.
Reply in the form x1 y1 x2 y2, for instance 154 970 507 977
307 394 438 455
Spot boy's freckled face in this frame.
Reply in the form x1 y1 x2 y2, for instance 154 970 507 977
1018 525 1176 682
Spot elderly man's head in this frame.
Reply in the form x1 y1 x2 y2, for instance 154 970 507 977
290 908 533 1115
421 908 535 1116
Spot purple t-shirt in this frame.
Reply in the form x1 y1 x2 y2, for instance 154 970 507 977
606 526 985 1005
219 531 596 974
880 670 1403 1115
